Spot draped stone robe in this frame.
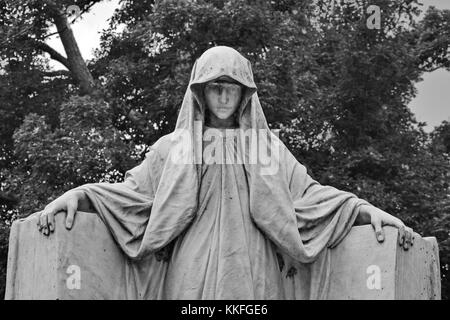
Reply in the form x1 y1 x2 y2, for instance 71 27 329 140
69 46 370 299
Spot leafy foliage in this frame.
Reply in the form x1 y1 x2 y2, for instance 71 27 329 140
6 95 139 216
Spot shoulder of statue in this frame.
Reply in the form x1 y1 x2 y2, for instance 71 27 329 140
145 133 173 162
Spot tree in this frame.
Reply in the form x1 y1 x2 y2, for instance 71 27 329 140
0 0 114 297
0 0 101 94
0 0 106 207
432 121 450 154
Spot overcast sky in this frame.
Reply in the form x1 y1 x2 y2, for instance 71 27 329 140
46 0 450 132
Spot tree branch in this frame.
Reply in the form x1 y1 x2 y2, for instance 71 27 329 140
35 42 71 70
42 2 99 40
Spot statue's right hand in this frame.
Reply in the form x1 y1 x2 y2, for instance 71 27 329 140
37 190 82 236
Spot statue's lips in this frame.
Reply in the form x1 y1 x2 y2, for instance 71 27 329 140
217 107 231 111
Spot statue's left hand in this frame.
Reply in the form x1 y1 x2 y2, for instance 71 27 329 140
356 205 414 251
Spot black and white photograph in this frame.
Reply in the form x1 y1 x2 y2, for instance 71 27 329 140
0 0 449 306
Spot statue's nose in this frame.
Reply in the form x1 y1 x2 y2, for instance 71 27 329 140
218 90 228 104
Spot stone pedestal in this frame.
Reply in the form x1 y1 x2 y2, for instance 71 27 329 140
327 225 441 299
5 211 126 299
5 211 441 299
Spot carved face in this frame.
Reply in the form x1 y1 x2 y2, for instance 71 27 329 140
204 76 243 120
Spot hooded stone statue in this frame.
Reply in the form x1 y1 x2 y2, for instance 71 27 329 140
26 46 414 300
61 46 371 299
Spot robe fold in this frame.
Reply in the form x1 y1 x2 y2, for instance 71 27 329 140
71 46 369 299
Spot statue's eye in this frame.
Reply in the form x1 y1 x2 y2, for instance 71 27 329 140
206 82 242 95
206 83 221 92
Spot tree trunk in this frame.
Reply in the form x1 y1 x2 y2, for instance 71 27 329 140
52 12 96 95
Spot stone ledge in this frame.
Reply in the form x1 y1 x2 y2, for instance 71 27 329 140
5 211 126 299
327 225 441 299
5 211 441 299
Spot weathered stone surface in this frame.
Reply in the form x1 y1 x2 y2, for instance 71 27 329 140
5 212 441 299
5 211 126 300
327 225 441 299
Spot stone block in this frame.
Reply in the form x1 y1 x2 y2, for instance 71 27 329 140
5 212 441 299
